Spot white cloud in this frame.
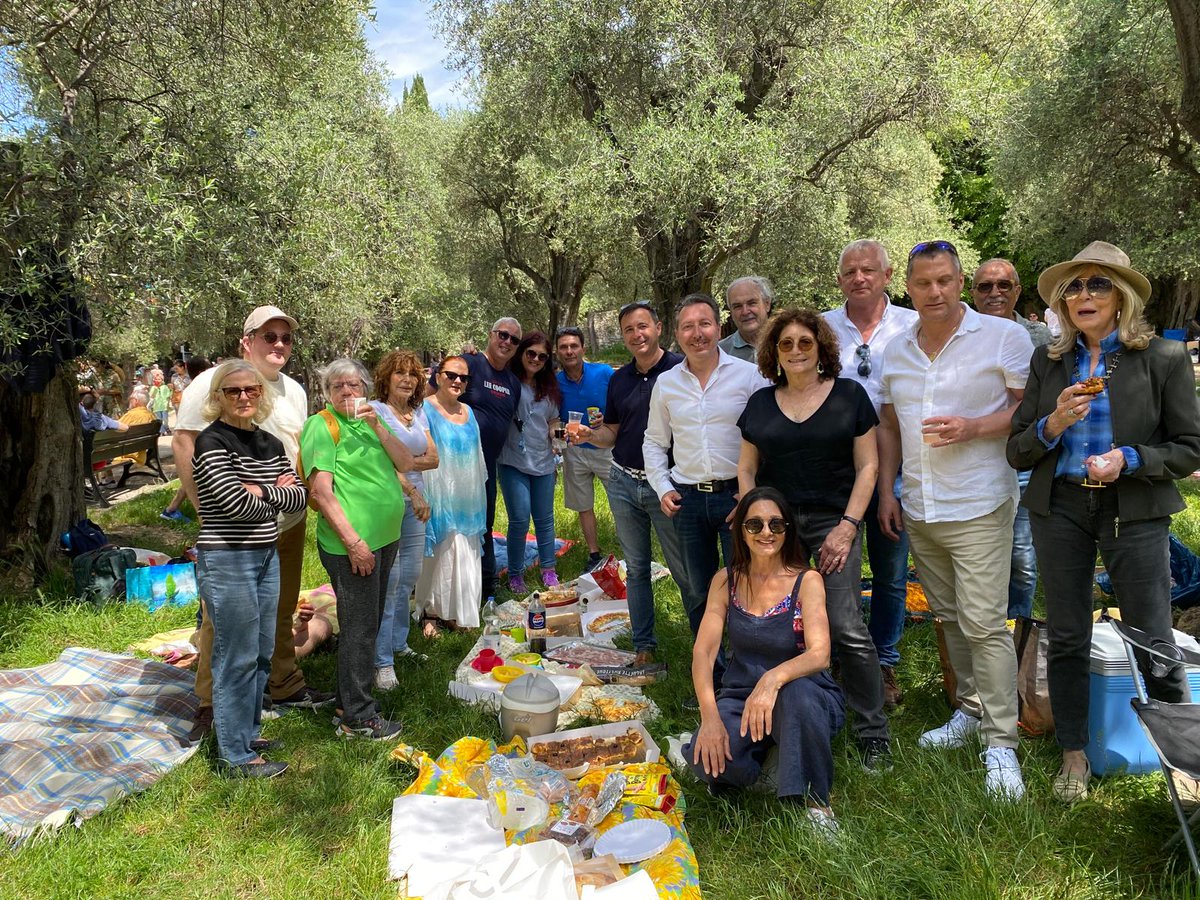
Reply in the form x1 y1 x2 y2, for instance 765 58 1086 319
366 1 468 108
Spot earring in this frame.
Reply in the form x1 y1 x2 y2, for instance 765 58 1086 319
817 363 825 376
777 362 783 376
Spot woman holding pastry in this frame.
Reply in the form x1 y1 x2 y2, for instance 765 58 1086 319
1008 242 1200 803
684 487 845 833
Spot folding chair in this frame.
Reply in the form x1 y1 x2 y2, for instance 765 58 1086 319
1105 615 1200 877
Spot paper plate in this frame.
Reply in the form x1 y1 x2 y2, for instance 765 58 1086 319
593 819 672 864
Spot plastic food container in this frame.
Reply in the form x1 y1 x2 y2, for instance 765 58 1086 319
500 673 561 741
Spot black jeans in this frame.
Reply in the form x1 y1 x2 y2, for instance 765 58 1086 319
1030 481 1189 751
793 505 889 742
319 540 399 724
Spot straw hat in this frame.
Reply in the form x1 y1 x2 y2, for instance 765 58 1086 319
1036 241 1151 304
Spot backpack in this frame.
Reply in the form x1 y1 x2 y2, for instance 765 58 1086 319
60 518 108 558
72 546 139 605
296 408 340 509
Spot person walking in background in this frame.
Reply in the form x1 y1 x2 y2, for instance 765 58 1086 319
718 276 775 363
191 360 307 778
555 326 614 572
170 359 190 420
822 239 918 710
370 350 437 690
498 332 562 592
1009 242 1200 803
149 370 172 435
877 240 1033 800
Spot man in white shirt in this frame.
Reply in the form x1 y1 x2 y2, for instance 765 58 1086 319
822 239 918 710
645 293 771 695
717 276 774 363
877 241 1033 800
175 305 333 743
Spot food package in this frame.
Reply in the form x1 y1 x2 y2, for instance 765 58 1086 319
590 663 668 685
573 854 626 892
544 641 636 669
546 609 583 637
590 555 627 600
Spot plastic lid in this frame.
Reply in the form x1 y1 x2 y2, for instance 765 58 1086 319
501 673 561 712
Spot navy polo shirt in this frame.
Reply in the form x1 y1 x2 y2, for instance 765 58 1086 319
557 361 614 449
604 350 684 471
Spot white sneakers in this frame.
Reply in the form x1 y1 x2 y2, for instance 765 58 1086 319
982 747 1026 801
917 709 981 749
373 665 399 691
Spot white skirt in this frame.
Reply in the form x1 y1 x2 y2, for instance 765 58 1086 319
415 533 481 629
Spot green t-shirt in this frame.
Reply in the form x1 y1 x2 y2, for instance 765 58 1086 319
299 404 405 554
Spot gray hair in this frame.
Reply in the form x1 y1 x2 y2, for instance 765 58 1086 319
491 317 521 335
725 276 775 310
128 386 149 406
837 239 891 272
319 358 373 398
973 258 1020 284
201 360 274 424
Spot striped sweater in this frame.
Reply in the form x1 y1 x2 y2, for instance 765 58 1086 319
192 419 307 550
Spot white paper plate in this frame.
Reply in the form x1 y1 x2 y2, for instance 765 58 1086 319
593 819 672 864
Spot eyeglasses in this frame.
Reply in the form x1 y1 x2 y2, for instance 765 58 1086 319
441 371 470 383
743 517 787 535
257 331 293 346
329 380 364 392
525 349 550 362
220 385 262 400
1063 276 1114 301
776 336 815 353
973 279 1017 294
909 240 959 258
855 343 871 377
492 329 520 345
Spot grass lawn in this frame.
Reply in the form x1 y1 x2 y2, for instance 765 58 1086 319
3 480 1200 898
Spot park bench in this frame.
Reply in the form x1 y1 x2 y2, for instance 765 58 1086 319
84 421 169 507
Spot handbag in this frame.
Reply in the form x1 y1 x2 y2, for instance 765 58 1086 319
1014 615 1055 735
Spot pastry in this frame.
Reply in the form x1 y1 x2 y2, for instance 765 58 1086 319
1077 376 1105 395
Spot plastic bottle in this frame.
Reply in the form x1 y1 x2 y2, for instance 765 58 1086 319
482 595 498 626
482 619 501 653
528 592 547 653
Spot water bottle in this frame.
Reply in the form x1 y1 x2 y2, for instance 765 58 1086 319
482 619 501 653
482 595 498 627
527 592 547 653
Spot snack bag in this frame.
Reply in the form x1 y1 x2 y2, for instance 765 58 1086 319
590 554 627 600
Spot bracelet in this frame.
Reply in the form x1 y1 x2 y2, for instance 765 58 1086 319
350 537 364 549
840 514 862 528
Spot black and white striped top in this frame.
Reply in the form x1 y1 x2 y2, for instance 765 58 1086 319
192 420 308 550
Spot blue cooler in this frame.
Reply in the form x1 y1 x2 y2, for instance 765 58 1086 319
1085 621 1200 775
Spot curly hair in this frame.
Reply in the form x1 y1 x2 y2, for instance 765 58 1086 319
373 350 426 408
756 308 842 384
511 332 561 405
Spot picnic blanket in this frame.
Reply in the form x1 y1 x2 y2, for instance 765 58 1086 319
493 533 576 577
392 736 701 899
0 647 198 844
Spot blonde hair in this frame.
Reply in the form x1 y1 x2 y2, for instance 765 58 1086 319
201 360 274 423
1045 266 1153 360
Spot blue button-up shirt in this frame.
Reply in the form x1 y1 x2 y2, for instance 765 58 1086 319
1036 330 1142 479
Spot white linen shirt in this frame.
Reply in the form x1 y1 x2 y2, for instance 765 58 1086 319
643 349 771 499
822 299 919 412
880 303 1033 524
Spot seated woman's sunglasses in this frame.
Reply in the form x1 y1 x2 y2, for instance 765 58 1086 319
742 517 787 534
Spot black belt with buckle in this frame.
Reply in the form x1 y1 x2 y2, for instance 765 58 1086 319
675 478 739 494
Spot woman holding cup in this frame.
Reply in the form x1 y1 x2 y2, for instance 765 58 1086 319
300 359 415 740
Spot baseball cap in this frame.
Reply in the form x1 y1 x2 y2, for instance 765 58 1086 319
243 305 299 335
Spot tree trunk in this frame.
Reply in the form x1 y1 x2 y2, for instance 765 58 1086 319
1146 273 1200 332
1168 0 1200 147
640 219 711 345
0 369 84 575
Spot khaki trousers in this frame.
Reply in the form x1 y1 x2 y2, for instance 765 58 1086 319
194 516 309 708
904 499 1019 749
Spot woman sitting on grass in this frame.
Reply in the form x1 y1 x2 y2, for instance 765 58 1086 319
685 486 845 834
191 360 307 778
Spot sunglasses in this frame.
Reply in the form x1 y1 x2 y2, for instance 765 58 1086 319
525 349 550 362
220 385 262 400
257 331 293 346
909 240 959 258
441 371 470 383
776 336 815 353
743 517 787 535
492 329 520 345
1063 276 1114 301
855 343 871 377
973 279 1017 294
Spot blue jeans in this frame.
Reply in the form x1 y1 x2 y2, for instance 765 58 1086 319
196 545 279 766
672 483 732 686
375 504 425 667
604 466 692 652
1008 472 1037 620
155 409 169 434
864 479 910 668
498 464 557 575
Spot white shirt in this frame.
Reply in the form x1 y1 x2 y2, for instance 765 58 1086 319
1044 307 1062 337
823 299 919 412
880 303 1033 523
177 366 309 531
643 349 771 498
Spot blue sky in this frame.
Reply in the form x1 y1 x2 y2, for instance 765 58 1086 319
365 1 466 109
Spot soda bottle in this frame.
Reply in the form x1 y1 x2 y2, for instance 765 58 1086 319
527 591 547 653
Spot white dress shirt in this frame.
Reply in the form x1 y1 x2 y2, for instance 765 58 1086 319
880 303 1033 523
643 349 771 498
823 299 919 412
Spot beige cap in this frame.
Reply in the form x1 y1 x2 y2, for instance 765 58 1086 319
242 305 299 335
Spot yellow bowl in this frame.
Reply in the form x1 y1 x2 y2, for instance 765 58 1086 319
511 653 542 667
491 665 525 683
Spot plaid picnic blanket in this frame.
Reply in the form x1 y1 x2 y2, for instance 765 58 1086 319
0 647 198 844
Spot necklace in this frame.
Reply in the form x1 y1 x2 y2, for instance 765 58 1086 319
918 328 953 361
389 401 415 426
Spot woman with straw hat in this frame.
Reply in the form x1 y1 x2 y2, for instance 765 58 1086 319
1008 241 1200 803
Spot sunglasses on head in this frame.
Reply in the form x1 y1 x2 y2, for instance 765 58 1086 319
524 349 550 362
220 385 262 400
492 329 520 345
776 336 815 353
442 370 470 383
855 343 871 377
973 279 1017 294
257 331 293 346
1063 276 1114 301
909 240 959 258
743 516 787 535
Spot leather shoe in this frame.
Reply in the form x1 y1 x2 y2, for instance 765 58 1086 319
634 650 656 667
185 706 213 745
1052 758 1091 803
250 738 283 753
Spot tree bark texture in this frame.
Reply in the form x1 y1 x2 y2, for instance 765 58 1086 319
1148 274 1200 331
1168 0 1200 147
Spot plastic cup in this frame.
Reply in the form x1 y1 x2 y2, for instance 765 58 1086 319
510 624 526 643
566 410 584 439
